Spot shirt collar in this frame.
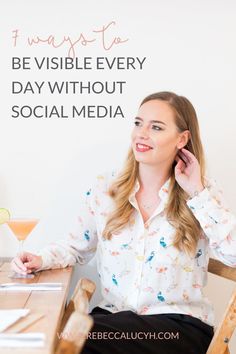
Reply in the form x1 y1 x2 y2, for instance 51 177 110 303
128 176 171 206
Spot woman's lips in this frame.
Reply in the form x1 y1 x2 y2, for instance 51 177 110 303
136 143 153 152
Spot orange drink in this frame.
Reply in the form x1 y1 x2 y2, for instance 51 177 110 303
6 219 38 241
6 217 39 279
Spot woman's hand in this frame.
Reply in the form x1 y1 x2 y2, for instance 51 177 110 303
174 148 204 198
11 252 43 275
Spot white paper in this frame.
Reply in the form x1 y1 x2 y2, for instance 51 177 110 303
0 309 30 333
0 332 45 348
0 282 63 291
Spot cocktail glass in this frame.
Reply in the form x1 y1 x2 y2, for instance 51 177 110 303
6 218 39 279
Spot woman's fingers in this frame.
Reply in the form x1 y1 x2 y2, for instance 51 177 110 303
24 259 37 270
24 255 42 271
175 155 180 162
10 252 42 275
175 154 185 164
11 257 27 274
178 150 190 164
176 153 188 169
175 157 185 174
180 148 196 163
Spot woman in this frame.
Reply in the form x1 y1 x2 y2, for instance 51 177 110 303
11 91 236 354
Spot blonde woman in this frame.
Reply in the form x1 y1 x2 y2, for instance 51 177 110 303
11 92 236 354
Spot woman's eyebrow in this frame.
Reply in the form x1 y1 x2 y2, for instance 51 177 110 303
134 116 167 125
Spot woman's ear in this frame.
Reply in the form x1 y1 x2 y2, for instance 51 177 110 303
177 130 190 149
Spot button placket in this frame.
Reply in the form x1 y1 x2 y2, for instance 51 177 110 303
133 223 149 309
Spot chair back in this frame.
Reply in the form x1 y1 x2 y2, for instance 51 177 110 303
206 258 236 354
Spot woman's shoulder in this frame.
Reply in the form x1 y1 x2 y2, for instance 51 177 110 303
92 169 119 193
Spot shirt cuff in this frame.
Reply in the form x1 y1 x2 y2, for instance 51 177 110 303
35 251 52 272
186 187 211 210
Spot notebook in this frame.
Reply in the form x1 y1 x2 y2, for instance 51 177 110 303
0 332 45 348
0 309 30 332
0 282 63 291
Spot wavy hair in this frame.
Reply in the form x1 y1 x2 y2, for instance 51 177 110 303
102 91 206 256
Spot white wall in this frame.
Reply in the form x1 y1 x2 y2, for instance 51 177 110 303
1 0 236 350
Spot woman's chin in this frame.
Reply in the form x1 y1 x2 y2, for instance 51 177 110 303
134 154 151 163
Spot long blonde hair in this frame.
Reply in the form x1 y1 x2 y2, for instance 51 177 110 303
102 91 206 256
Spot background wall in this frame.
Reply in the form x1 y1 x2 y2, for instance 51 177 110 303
0 0 236 350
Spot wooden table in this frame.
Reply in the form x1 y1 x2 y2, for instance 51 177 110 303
0 259 74 354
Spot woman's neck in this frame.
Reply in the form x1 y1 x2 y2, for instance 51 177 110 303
138 163 171 193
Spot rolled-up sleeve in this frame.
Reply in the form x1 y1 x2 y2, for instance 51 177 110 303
36 183 98 271
186 177 236 267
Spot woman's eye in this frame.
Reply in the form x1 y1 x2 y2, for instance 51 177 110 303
134 121 140 126
152 125 162 131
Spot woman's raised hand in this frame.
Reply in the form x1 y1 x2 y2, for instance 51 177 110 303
174 148 204 197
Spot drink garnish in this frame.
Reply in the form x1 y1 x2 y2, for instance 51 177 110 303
0 208 10 225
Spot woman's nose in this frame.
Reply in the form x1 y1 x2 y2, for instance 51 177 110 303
138 126 149 138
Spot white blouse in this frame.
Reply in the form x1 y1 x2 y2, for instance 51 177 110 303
36 170 236 326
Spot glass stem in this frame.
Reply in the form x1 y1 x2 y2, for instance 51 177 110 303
18 240 24 256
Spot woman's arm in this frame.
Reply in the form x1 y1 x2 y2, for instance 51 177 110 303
186 177 236 267
35 183 98 271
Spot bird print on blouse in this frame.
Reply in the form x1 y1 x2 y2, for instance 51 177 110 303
183 290 189 302
156 266 168 273
195 249 202 266
86 189 91 196
182 265 193 272
112 274 118 286
109 251 120 256
159 236 167 248
120 242 132 250
118 270 131 278
209 215 218 224
135 253 145 262
166 283 178 293
145 251 155 268
157 291 165 302
36 170 236 327
143 286 155 293
84 230 90 241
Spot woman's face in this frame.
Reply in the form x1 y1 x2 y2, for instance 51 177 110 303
131 99 189 167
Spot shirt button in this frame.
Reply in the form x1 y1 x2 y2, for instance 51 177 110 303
144 223 149 229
